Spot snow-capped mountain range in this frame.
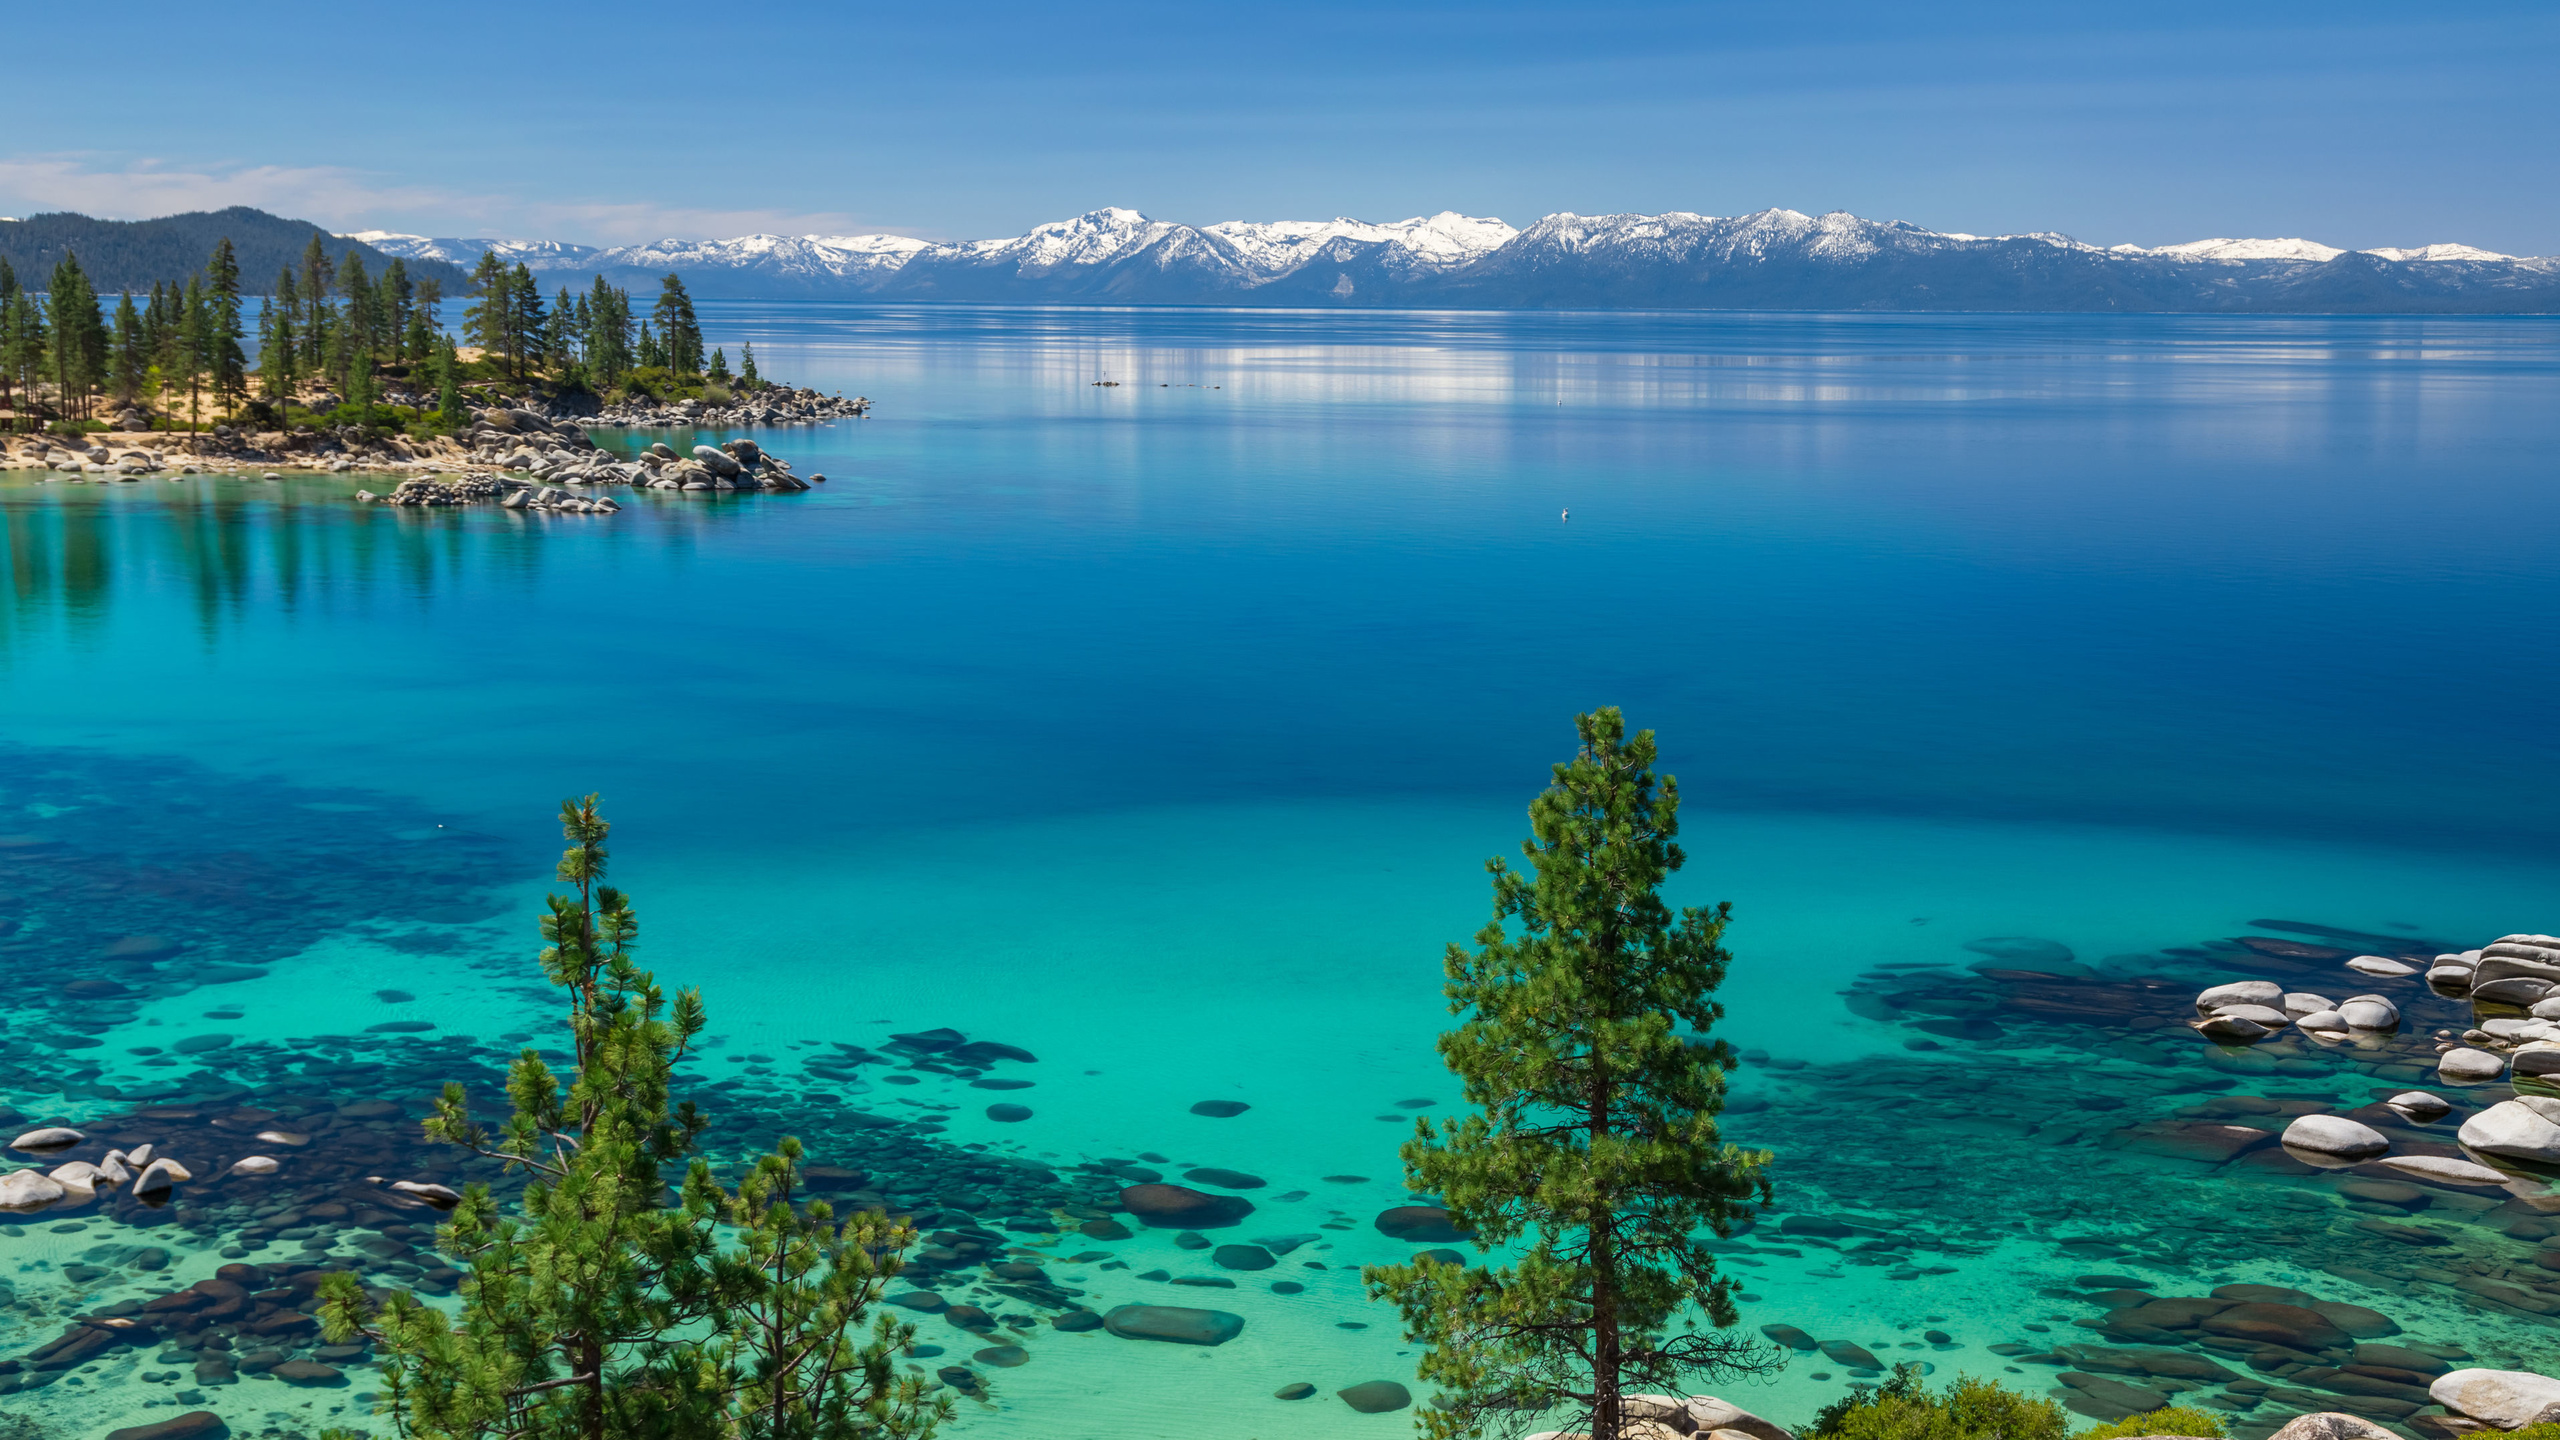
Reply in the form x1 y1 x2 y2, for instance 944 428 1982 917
345 208 2559 312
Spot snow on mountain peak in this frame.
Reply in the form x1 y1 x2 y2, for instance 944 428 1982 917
2361 242 2516 263
2118 237 2347 263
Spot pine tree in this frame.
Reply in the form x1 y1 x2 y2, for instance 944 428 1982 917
318 798 953 1440
381 259 415 363
510 264 547 378
1364 708 1777 1440
176 277 209 440
415 276 444 349
740 342 759 389
206 237 248 413
266 268 302 412
0 290 45 431
653 274 702 376
636 320 666 372
112 293 147 412
299 234 336 373
587 277 633 387
340 251 376 371
347 341 377 429
0 256 15 304
706 347 730 383
438 333 465 427
46 253 107 422
464 253 512 378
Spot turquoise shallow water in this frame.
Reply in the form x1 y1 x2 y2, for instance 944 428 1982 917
3 308 2560 1440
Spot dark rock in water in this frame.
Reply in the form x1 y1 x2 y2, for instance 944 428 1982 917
107 1414 229 1440
1761 1323 1819 1351
1050 1311 1104 1331
1781 1215 1855 1237
950 1041 1036 1065
888 1291 948 1313
1184 1167 1266 1189
1190 1100 1250 1117
985 1104 1033 1123
1079 1217 1133 1241
1322 1174 1369 1184
337 1100 403 1119
1374 1206 1469 1242
62 979 127 998
2212 1283 2315 1304
2309 1301 2399 1339
1924 1329 1954 1344
374 989 416 1002
1276 1382 1316 1400
2056 1371 2171 1420
365 1021 436 1033
2235 936 2354 962
974 1345 1029 1368
890 1028 967 1052
172 1034 233 1053
1822 1340 1883 1368
2202 1302 2350 1351
1174 1231 1212 1250
1965 936 2075 965
2112 1122 2279 1166
970 1078 1035 1090
937 1366 979 1391
1122 1183 1254 1229
1271 1281 1305 1294
943 1305 996 1332
271 1360 345 1386
1102 1303 1245 1345
1213 1245 1276 1271
1172 1276 1238 1288
802 1165 869 1192
2076 1274 2154 1289
2353 1343 2447 1376
1339 1381 1413 1413
1414 1247 1467 1266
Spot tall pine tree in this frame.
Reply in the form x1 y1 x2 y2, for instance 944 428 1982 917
205 237 248 413
111 293 147 412
299 234 336 373
318 798 953 1440
653 274 702 376
45 253 107 422
1364 709 1776 1440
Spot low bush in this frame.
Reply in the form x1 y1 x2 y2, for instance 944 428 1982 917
2074 1406 2224 1440
1809 1364 2071 1440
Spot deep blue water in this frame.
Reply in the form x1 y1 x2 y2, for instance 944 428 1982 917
5 307 2560 1439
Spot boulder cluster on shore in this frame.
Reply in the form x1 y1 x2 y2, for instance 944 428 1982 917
582 386 868 429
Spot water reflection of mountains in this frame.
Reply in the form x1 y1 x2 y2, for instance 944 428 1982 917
0 473 742 638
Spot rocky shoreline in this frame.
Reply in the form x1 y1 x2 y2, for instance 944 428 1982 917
577 386 868 429
1 395 838 510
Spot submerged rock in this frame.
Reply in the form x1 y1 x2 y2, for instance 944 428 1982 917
105 1414 229 1440
2381 1091 2451 1122
1101 1303 1245 1345
1338 1380 1413 1413
2195 981 2283 1012
1122 1183 1254 1228
1374 1205 1470 1242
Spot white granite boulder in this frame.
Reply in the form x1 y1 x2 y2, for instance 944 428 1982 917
2430 1368 2560 1429
2441 1047 2507 1084
2459 1098 2560 1165
2196 981 2283 1013
2283 1114 2390 1160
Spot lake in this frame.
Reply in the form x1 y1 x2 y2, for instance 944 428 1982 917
4 305 2558 1439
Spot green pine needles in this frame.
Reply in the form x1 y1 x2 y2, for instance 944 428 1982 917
319 797 953 1440
1365 708 1778 1440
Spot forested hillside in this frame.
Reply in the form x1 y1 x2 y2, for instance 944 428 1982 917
0 207 469 294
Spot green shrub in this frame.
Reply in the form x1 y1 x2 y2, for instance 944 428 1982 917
2074 1407 2224 1440
2497 1426 2560 1440
1810 1364 2071 1440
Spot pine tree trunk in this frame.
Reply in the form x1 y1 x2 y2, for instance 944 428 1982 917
1590 1051 1620 1440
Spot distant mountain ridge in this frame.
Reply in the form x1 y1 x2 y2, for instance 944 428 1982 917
348 206 2560 312
0 207 471 294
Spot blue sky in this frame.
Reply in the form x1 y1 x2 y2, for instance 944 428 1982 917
5 0 2554 253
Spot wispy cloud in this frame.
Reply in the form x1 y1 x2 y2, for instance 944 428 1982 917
0 156 907 246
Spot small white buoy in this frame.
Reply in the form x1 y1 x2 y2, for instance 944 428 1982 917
1561 509 1569 523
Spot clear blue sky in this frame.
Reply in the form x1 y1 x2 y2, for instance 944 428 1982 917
6 0 2554 254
